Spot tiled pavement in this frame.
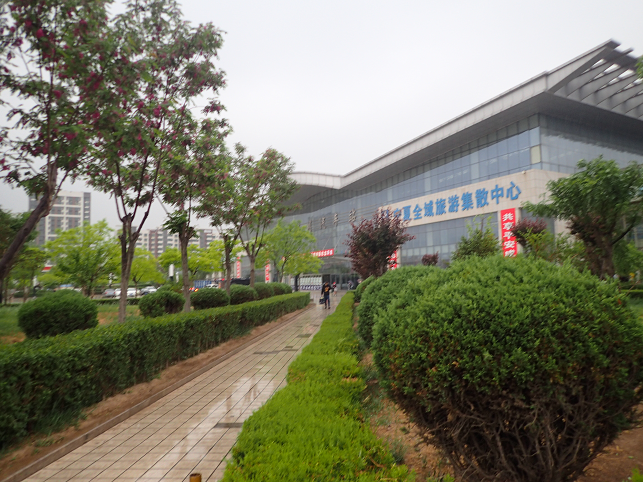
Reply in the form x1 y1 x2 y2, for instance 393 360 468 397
22 295 339 482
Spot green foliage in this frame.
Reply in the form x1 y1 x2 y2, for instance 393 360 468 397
0 307 21 339
452 220 500 261
270 282 292 296
229 285 258 305
353 276 374 303
632 467 643 482
138 290 184 318
372 256 643 482
191 288 230 310
358 266 434 347
614 241 643 278
524 157 643 279
222 292 411 482
0 292 310 450
263 220 320 282
18 290 98 339
520 229 587 271
129 249 164 287
253 283 274 300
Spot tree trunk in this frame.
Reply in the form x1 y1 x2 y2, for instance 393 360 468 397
118 216 138 323
294 274 299 292
248 254 256 288
179 227 190 312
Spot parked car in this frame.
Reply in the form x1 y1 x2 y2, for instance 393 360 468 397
141 287 157 295
103 288 117 298
126 288 137 298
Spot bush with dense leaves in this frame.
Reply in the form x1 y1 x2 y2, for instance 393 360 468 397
253 283 274 300
373 256 643 482
18 290 98 339
270 282 292 296
358 266 434 347
138 289 184 318
229 285 258 305
0 292 310 451
353 275 374 303
223 292 412 482
191 288 230 310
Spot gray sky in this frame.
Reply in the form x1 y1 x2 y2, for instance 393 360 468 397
1 0 642 230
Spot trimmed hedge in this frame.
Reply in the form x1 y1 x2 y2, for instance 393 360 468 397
192 288 230 309
18 290 98 339
372 256 643 482
253 283 274 300
230 285 258 305
358 265 435 347
353 275 374 303
222 292 411 482
0 292 310 451
139 289 184 318
270 282 292 296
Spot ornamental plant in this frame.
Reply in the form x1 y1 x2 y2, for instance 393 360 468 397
18 290 98 338
358 265 433 347
138 289 184 318
372 256 643 482
253 283 273 300
191 287 229 310
229 284 258 305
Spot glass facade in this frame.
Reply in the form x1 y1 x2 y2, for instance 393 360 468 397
285 114 643 270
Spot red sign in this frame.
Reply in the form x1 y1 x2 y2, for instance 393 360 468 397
265 263 270 282
236 257 241 277
311 249 334 257
389 249 399 270
500 208 517 257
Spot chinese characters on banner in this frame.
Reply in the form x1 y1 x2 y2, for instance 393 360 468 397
311 249 334 257
236 257 241 278
265 263 270 282
389 249 400 270
500 208 517 257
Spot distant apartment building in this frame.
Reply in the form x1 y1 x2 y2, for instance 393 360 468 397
135 227 220 257
29 190 91 245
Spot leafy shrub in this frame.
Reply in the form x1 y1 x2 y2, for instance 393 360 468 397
191 288 230 310
353 275 374 303
229 285 258 305
373 256 643 482
223 292 411 481
358 266 433 347
253 283 274 300
138 289 184 318
0 292 310 450
421 253 439 266
18 290 98 339
270 282 292 295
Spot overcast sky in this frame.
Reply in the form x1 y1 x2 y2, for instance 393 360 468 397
1 0 642 230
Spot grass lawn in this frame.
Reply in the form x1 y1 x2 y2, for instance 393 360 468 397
0 304 141 344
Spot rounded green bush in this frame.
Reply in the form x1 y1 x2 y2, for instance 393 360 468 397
18 290 98 339
353 275 374 303
253 283 274 300
139 289 184 318
229 284 258 305
270 282 292 296
372 256 643 482
191 288 230 310
358 265 434 347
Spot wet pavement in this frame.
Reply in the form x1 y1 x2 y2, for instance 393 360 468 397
22 295 338 482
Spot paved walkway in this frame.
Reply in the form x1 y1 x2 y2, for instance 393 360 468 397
23 295 339 482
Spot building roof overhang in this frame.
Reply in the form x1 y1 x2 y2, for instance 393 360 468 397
288 40 643 205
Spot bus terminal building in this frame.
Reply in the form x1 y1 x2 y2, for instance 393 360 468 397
283 40 643 284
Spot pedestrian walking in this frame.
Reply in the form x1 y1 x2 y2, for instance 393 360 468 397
321 281 331 309
332 281 337 297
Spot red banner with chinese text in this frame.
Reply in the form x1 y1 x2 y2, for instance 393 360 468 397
389 249 400 270
236 257 241 277
311 249 334 257
500 208 517 257
265 263 270 282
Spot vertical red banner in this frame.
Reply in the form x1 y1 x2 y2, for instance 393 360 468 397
389 249 400 270
236 257 241 277
265 263 270 282
500 208 517 257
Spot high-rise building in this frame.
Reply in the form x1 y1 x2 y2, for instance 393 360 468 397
29 190 91 245
136 227 221 257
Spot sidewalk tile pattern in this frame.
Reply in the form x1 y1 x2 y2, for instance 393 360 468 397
23 297 336 482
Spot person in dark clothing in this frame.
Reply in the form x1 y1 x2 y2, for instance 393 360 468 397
321 281 331 309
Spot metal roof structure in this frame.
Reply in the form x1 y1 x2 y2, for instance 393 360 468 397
289 40 643 204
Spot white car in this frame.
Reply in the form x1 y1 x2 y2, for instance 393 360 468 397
126 288 137 298
141 287 157 295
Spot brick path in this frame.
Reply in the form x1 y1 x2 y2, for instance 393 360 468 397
22 296 336 482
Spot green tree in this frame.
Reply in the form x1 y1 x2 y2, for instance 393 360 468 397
523 157 643 279
158 245 218 282
452 221 500 262
0 0 119 284
10 247 47 302
614 241 643 280
263 220 319 282
45 220 120 297
86 0 226 322
130 249 164 294
0 209 34 303
345 209 415 279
